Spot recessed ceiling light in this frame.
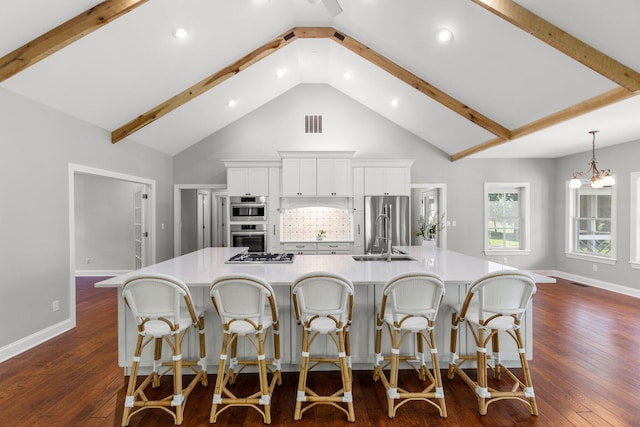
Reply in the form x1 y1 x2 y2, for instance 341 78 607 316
344 71 352 79
437 28 454 43
173 28 188 39
391 99 399 107
276 68 287 79
227 99 238 108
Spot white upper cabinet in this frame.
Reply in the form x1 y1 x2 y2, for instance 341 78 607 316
268 167 280 211
364 167 410 196
281 158 317 197
227 167 269 196
316 159 352 196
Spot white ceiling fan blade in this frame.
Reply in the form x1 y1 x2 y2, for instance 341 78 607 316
321 0 343 17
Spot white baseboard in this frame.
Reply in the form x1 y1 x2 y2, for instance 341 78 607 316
0 319 74 363
543 270 640 299
75 269 131 277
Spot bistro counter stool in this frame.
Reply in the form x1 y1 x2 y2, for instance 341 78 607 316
447 270 538 416
292 271 355 422
373 271 447 418
209 274 281 424
121 273 208 426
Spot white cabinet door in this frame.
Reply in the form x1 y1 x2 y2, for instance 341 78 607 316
268 211 281 253
281 159 316 196
352 167 365 211
247 168 269 195
268 167 280 211
383 168 409 195
353 210 365 254
364 167 409 196
227 168 269 196
349 283 376 364
316 159 352 196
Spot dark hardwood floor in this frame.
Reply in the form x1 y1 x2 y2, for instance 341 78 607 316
1 276 639 426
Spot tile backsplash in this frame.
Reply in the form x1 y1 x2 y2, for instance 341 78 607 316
281 207 353 241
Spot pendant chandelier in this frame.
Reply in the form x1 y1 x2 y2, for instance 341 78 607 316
569 131 615 189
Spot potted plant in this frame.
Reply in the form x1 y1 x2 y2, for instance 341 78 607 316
416 213 445 246
316 229 327 241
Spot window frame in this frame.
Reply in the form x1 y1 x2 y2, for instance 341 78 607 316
565 178 617 265
483 182 530 256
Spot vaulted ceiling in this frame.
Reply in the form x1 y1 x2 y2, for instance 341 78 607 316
2 0 639 159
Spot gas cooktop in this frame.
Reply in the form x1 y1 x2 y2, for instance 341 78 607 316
226 253 295 264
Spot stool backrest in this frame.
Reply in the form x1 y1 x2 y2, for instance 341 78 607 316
463 270 537 322
123 273 197 327
381 271 445 323
292 271 354 328
210 274 278 329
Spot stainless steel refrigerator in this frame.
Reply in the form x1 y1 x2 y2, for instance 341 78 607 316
364 195 410 254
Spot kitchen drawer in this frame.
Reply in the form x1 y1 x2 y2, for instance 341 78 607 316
317 242 351 252
283 243 317 255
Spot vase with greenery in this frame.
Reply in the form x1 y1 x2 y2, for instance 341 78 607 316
415 213 445 242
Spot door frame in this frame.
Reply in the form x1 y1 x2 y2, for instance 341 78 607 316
173 184 226 257
68 163 156 325
411 183 448 249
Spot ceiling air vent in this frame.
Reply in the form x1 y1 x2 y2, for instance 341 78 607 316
304 114 323 134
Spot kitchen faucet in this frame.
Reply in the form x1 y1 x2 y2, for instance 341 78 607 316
373 204 392 261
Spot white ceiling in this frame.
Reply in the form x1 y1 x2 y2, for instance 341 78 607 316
2 0 639 158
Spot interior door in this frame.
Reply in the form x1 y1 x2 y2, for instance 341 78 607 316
133 185 150 269
197 190 211 249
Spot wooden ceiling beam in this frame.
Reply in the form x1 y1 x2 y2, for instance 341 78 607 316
0 0 149 83
450 87 635 161
329 30 511 141
113 26 511 144
112 27 306 143
471 0 640 92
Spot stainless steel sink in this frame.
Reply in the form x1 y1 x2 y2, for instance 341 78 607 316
352 254 416 262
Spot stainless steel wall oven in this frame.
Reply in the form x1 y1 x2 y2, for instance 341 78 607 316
230 223 267 253
230 196 267 221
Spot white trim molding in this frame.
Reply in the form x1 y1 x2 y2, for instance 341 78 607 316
630 172 640 269
0 320 73 363
549 270 640 299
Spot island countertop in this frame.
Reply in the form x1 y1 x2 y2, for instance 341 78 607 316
96 246 553 288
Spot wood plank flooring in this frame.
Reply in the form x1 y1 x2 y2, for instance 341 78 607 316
1 276 639 426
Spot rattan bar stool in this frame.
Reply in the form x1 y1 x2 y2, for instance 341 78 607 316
209 274 281 424
121 273 208 426
373 271 447 418
447 270 538 416
291 271 355 422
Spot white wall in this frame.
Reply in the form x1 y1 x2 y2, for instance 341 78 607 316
174 83 557 270
0 87 174 357
74 174 138 273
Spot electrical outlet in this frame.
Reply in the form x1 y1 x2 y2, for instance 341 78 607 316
593 264 598 272
52 300 59 312
86 257 91 264
503 257 508 265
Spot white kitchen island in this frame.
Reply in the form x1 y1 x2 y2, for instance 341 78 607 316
96 246 554 374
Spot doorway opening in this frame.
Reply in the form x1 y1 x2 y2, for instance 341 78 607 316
68 164 156 326
173 184 228 257
411 184 447 249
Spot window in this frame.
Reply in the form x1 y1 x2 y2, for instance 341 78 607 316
566 182 617 264
484 183 530 255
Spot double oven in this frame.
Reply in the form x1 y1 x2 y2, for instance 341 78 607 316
229 196 267 253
